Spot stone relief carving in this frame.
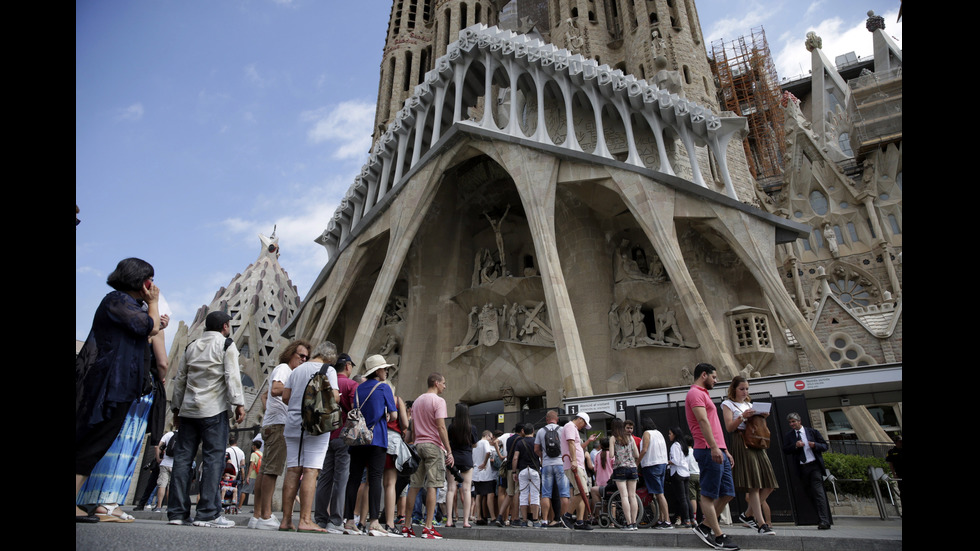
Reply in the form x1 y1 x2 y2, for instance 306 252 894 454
823 224 840 258
564 18 585 54
804 31 822 52
610 302 696 350
454 300 555 353
614 239 667 283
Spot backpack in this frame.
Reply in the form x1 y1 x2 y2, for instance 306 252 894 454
543 425 562 458
341 382 383 446
300 363 341 436
164 431 178 457
744 415 771 449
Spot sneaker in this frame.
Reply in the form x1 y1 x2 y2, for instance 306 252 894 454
193 516 235 528
395 515 405 525
344 523 364 535
573 520 593 531
152 507 163 513
385 524 403 537
661 521 675 529
324 522 345 535
631 523 639 531
737 513 757 529
514 520 527 527
167 518 190 526
494 517 503 527
532 520 542 528
247 517 258 529
693 523 714 548
254 517 279 530
758 524 775 535
561 513 575 530
714 534 739 550
422 527 444 539
402 525 416 538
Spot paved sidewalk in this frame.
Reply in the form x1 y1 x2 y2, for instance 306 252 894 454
131 508 901 550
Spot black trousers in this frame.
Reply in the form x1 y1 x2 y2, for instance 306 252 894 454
345 445 387 522
799 461 831 525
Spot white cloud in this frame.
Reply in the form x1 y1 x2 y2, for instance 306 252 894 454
115 102 144 122
244 63 270 87
703 1 774 45
773 9 902 81
301 100 375 160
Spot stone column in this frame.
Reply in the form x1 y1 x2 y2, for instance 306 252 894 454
608 169 740 378
492 142 594 397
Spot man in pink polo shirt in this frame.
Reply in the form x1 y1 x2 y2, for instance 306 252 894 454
685 363 738 551
404 372 454 539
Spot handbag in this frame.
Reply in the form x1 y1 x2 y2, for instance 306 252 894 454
743 415 771 449
341 382 382 446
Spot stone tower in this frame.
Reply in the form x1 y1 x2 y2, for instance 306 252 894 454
166 229 301 427
373 1 720 145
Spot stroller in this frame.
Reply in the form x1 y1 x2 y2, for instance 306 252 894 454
596 478 659 528
220 462 240 515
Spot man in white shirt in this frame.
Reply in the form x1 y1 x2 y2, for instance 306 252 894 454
280 341 339 533
168 312 245 528
153 427 176 512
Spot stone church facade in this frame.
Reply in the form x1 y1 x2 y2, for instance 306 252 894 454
281 1 899 439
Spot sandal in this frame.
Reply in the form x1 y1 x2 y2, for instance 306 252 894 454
96 504 134 523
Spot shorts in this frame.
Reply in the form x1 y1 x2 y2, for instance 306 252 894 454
157 465 172 488
688 473 700 502
564 467 591 497
541 464 570 499
241 478 255 493
641 464 666 494
410 442 447 489
693 448 734 499
260 424 287 476
612 466 638 481
474 480 497 496
285 433 330 469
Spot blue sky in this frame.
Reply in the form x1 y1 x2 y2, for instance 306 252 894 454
76 0 902 350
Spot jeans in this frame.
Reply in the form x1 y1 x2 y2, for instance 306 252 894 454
168 412 229 522
315 437 351 527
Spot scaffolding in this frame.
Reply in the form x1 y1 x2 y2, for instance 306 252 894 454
711 27 785 187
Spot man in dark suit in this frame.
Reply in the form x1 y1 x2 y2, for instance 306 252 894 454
781 412 832 529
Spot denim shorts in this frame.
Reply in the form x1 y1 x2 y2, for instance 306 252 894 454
641 464 666 494
693 448 735 499
612 466 638 481
541 464 570 498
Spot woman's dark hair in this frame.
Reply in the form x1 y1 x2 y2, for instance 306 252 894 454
641 417 657 432
448 403 474 448
106 257 154 293
610 418 630 447
598 437 610 469
670 426 689 456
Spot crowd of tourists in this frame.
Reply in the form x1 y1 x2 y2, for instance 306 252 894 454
77 259 822 551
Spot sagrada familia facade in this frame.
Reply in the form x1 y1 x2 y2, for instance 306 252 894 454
169 1 901 442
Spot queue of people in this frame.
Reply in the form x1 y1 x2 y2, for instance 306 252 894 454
76 265 833 548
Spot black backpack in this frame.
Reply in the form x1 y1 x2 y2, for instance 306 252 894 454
164 431 178 457
544 425 562 458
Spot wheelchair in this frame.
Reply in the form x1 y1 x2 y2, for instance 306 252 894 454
596 479 659 528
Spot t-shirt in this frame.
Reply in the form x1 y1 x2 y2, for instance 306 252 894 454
225 445 245 476
560 422 584 470
248 451 262 480
352 379 396 448
534 423 564 467
330 374 359 440
512 436 537 471
263 363 293 427
685 384 725 450
472 439 496 482
158 431 175 468
284 361 338 438
412 391 448 450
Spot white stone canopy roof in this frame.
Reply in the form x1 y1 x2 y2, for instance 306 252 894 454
316 24 748 259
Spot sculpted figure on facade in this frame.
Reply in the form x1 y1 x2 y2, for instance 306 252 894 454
823 224 840 258
479 302 500 346
519 302 554 346
564 18 585 54
609 303 621 348
484 204 511 276
654 307 686 347
631 304 656 346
